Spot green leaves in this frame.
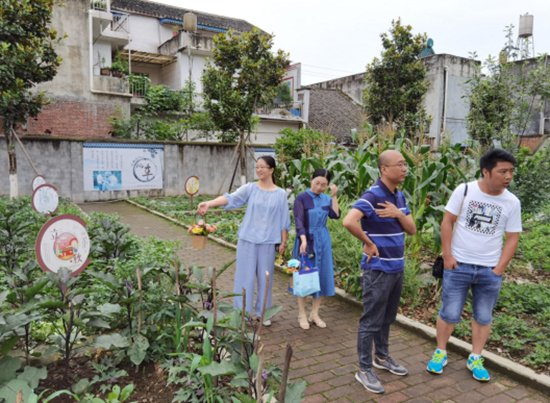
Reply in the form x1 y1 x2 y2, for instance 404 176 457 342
285 380 307 403
198 360 238 377
16 365 47 389
364 19 429 135
0 0 62 131
128 334 149 366
0 358 48 403
203 28 290 142
95 333 130 349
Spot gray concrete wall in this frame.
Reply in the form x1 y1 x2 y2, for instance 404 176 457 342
0 137 259 202
423 54 479 145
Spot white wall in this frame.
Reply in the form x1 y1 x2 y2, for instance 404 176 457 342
161 58 181 89
253 120 301 144
93 41 112 75
127 15 173 53
423 54 478 145
178 52 208 93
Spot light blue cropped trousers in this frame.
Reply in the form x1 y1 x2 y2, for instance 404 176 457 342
234 239 276 316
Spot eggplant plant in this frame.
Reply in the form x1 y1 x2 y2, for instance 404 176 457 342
43 268 121 364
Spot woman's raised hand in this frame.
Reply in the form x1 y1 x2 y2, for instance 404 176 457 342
197 201 209 216
329 184 338 197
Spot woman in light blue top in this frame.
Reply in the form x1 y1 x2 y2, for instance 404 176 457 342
197 156 290 326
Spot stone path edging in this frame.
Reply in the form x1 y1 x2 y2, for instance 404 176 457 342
126 199 550 395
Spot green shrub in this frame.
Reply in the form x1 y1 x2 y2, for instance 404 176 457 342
511 147 550 213
519 207 550 272
274 127 335 164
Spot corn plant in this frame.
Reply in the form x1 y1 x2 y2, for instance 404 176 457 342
0 197 49 361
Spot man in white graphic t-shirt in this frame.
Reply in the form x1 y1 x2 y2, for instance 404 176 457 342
426 149 522 382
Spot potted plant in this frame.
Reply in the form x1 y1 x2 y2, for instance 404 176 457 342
188 218 216 249
111 52 129 78
91 0 107 10
99 57 111 76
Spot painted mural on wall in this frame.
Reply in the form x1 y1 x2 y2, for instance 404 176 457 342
82 143 164 191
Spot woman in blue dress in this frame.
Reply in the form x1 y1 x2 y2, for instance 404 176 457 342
293 169 340 329
197 156 290 326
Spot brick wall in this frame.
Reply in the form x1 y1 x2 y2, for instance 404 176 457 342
518 135 546 152
23 101 117 138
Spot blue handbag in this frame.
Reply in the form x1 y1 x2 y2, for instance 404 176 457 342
291 254 321 297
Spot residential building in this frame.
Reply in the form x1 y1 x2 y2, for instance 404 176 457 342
16 0 301 142
308 53 549 148
297 87 363 144
309 54 479 146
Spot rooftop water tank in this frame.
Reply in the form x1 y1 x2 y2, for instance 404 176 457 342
518 14 533 38
183 12 197 32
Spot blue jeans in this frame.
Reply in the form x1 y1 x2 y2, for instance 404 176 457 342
439 262 503 325
357 270 403 371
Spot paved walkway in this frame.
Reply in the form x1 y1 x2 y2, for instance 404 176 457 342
80 202 549 403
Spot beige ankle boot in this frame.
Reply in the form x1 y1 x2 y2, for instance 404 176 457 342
297 297 310 330
309 297 326 328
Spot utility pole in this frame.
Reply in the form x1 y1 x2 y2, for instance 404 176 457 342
183 12 197 141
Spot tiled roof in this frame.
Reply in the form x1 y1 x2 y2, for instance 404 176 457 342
306 88 363 143
111 0 258 33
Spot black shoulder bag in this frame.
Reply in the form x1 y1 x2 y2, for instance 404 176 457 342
432 183 468 278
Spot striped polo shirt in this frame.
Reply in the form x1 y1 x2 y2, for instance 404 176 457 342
352 179 411 273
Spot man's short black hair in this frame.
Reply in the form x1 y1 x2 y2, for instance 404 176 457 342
480 148 516 176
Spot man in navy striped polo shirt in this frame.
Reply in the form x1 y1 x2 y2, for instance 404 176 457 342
343 149 416 394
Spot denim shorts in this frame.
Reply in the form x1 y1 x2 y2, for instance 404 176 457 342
439 262 503 325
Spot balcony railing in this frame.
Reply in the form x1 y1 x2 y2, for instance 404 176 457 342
112 12 129 34
129 75 151 98
257 101 303 118
90 0 109 12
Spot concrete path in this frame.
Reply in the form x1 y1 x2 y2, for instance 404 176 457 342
80 201 549 403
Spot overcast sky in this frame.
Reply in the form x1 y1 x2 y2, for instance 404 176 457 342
158 0 550 85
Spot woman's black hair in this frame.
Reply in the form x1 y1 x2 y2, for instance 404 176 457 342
311 168 332 183
258 155 276 183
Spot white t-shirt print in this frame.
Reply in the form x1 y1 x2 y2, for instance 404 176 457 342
446 181 522 267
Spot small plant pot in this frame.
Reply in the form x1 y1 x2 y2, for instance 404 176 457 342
192 236 207 250
111 70 124 78
100 67 111 76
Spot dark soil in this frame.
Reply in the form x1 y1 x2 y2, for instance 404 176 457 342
39 357 177 402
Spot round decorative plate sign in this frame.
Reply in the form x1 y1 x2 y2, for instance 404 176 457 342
32 184 59 215
35 214 91 276
185 176 200 196
32 175 47 191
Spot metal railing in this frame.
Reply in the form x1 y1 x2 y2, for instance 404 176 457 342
90 0 109 11
129 75 151 98
111 12 129 34
256 101 303 118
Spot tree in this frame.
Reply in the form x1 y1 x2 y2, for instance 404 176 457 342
467 33 550 151
0 0 62 197
202 28 289 183
109 81 215 141
466 57 515 150
363 19 430 137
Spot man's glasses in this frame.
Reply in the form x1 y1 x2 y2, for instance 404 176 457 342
385 162 409 169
